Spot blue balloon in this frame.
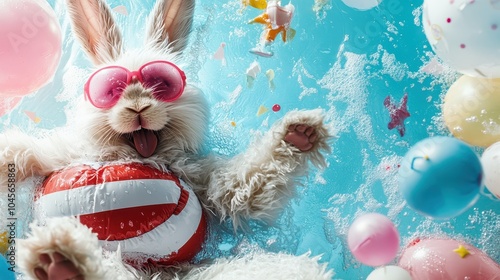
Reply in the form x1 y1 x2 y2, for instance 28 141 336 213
399 136 482 219
0 254 16 280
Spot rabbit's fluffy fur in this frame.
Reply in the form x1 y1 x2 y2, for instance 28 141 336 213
0 0 334 279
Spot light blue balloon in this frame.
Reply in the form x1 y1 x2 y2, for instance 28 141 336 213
399 136 482 219
0 254 16 280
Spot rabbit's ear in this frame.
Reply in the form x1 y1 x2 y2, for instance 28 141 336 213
146 0 195 54
66 0 122 65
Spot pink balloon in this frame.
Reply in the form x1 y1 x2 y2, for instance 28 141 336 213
347 213 400 267
399 238 500 279
0 0 62 96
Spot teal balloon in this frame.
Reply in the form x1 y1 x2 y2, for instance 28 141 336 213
0 254 15 280
399 136 482 219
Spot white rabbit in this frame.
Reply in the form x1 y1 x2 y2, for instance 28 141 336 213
0 0 334 279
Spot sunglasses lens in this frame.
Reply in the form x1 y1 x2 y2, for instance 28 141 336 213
141 62 185 102
86 68 128 108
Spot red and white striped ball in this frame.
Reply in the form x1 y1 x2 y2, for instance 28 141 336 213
34 162 207 265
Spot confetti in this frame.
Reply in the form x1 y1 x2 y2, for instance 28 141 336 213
24 110 41 123
266 69 276 90
384 93 410 137
246 61 261 88
256 105 269 116
213 42 227 66
112 5 128 15
453 245 470 258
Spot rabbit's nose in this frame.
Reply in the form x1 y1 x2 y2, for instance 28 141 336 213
126 105 151 114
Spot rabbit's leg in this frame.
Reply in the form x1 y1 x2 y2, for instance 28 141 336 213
207 109 332 228
0 130 74 191
0 130 53 190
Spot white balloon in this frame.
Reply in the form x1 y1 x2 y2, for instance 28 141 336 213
423 0 500 78
341 0 382 11
366 265 412 280
480 141 500 198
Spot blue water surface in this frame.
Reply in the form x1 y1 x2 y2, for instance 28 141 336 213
1 0 498 279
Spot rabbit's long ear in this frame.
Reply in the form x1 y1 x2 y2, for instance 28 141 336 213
66 0 122 65
146 0 195 54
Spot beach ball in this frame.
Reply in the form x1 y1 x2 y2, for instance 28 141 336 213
0 255 15 280
399 238 500 279
34 163 207 266
0 0 62 96
347 213 399 267
443 75 500 147
480 141 500 198
422 0 500 78
398 136 482 219
366 266 412 280
341 0 381 11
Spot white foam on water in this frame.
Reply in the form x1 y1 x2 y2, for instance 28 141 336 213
313 0 332 20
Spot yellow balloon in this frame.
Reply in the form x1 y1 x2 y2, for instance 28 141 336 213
443 75 500 147
0 231 7 255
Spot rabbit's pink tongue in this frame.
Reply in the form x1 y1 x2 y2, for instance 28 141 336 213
132 129 158 158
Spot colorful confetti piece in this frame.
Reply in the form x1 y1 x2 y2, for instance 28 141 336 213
24 110 41 123
384 93 410 137
112 5 128 15
213 42 227 66
256 105 269 116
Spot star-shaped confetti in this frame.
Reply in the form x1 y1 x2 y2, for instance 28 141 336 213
453 244 470 258
384 93 410 137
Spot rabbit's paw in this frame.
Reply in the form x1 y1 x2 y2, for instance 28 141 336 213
284 124 318 152
18 217 108 280
34 252 84 280
278 109 331 154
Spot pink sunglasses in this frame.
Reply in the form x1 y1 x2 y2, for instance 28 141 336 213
84 60 186 109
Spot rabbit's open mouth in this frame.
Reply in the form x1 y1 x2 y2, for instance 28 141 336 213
126 129 159 158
